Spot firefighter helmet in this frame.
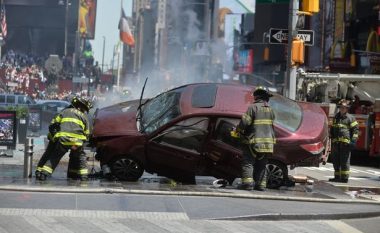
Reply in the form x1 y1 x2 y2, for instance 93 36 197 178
71 96 93 112
337 99 350 108
253 86 273 98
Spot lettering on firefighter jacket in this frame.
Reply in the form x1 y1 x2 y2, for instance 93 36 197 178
237 99 276 153
330 112 359 144
50 107 90 146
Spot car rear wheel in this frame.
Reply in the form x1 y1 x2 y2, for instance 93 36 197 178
266 160 287 189
110 156 144 181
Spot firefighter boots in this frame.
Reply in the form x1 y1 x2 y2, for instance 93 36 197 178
237 183 254 190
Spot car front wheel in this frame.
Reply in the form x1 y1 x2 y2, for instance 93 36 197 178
266 160 288 189
110 156 144 181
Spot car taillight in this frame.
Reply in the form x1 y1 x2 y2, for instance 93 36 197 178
300 142 324 155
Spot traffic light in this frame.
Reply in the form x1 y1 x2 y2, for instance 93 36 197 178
302 0 319 13
291 38 305 65
263 47 269 61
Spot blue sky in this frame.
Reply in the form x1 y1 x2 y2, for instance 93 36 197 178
92 0 132 71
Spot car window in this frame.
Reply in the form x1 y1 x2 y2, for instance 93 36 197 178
6 96 15 104
46 104 58 112
0 95 5 103
26 97 35 104
269 95 302 132
215 118 241 148
153 117 209 153
142 87 184 134
17 96 26 104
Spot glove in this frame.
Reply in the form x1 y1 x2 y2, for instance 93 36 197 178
230 127 240 138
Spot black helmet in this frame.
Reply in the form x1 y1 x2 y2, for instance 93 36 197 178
253 86 273 98
71 96 93 112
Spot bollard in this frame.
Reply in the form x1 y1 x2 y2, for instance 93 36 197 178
23 138 34 178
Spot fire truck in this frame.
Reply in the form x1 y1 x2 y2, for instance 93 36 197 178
297 72 380 158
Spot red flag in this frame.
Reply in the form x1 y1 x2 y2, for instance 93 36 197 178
118 7 134 46
0 3 7 38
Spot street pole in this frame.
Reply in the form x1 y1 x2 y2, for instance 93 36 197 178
111 44 115 88
116 42 122 88
285 0 299 100
64 0 69 56
101 36 105 73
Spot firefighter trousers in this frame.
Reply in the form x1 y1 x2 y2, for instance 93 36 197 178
35 140 88 179
241 145 268 188
331 142 351 180
67 147 88 179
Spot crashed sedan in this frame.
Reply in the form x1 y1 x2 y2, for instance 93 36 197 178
91 83 329 188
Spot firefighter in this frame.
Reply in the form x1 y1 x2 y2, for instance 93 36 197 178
232 86 276 191
329 99 359 183
35 96 92 181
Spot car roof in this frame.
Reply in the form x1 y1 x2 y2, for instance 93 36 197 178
36 100 70 105
180 83 254 117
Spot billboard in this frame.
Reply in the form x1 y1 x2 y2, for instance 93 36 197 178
28 108 42 131
79 0 97 39
0 111 17 148
235 49 254 74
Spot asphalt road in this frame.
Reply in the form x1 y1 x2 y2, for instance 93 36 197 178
294 162 380 200
0 189 380 233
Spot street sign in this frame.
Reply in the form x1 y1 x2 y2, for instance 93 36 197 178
73 77 90 84
269 28 314 46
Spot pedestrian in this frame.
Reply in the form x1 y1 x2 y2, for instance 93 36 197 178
35 96 92 181
329 99 359 183
232 86 276 191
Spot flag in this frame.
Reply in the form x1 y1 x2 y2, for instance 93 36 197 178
118 7 135 46
0 3 7 38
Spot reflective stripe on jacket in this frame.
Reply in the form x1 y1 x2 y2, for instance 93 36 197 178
330 112 359 144
51 107 90 146
237 99 276 153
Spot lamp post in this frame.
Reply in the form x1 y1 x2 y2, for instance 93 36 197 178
101 36 106 74
64 0 69 56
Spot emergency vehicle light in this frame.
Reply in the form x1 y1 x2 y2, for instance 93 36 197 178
300 142 324 155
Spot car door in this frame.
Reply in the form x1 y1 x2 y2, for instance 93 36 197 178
204 117 243 180
146 117 209 177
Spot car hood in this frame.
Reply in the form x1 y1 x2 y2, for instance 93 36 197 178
92 100 141 137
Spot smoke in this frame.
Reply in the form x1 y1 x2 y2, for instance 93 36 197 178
98 0 228 108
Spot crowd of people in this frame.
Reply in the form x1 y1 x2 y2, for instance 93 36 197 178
0 50 96 102
0 50 46 96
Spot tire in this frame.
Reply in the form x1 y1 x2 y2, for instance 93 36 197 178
110 156 144 181
266 160 288 189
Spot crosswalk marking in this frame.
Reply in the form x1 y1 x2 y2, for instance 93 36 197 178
0 208 189 220
323 176 367 180
303 167 380 176
325 220 363 233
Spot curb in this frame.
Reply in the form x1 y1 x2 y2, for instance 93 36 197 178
211 211 380 221
0 185 379 205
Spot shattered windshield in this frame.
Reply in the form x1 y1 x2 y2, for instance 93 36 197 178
141 87 184 134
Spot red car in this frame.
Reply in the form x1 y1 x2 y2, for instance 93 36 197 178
92 83 329 188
